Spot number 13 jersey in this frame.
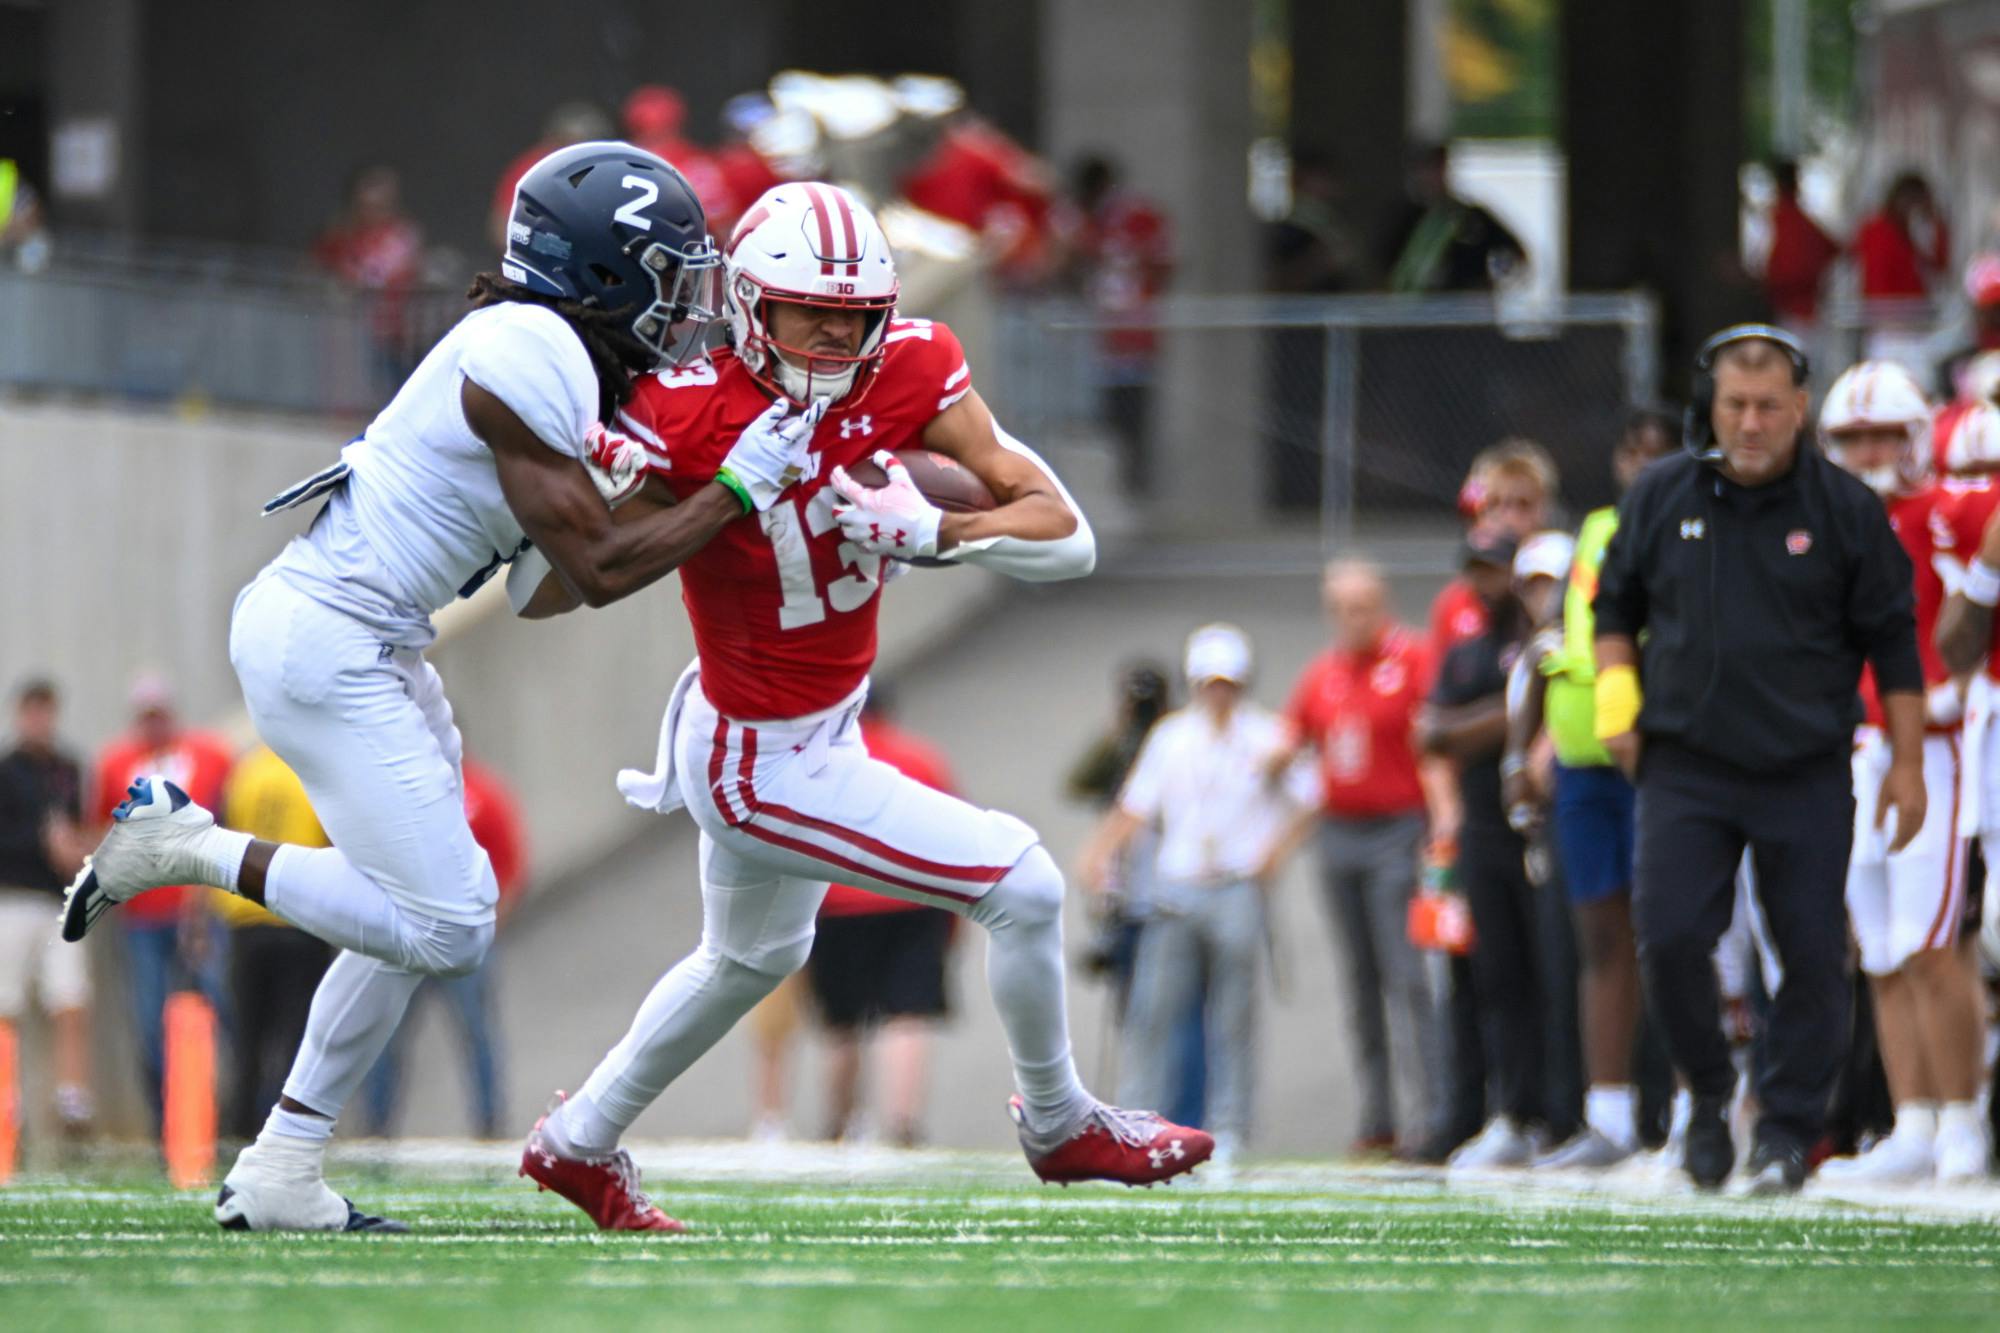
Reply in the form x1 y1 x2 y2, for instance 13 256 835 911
622 318 973 720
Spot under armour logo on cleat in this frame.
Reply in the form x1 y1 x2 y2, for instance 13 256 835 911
1148 1139 1187 1169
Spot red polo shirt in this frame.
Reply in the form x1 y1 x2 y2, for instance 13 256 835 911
1284 627 1433 818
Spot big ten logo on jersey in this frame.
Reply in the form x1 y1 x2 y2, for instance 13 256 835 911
760 485 883 630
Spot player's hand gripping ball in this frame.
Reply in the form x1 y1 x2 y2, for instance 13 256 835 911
830 449 995 566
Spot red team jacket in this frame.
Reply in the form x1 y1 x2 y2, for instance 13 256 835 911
622 319 975 721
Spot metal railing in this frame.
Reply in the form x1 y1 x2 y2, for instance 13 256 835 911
0 236 464 417
989 292 1660 544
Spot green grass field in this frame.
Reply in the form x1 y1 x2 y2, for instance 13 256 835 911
4 1144 2000 1331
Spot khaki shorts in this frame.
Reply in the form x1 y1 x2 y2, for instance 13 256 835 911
0 889 89 1018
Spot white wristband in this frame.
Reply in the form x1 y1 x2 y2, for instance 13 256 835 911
1966 558 2000 608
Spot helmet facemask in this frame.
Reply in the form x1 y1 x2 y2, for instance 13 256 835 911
1826 424 1928 497
622 236 723 369
736 276 897 405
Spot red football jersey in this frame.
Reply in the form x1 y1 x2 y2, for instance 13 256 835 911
1862 485 1952 726
1934 476 2000 684
623 319 974 720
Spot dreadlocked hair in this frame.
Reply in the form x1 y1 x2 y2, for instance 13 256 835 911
465 272 652 423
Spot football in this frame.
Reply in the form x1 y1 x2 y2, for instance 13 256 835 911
842 450 997 514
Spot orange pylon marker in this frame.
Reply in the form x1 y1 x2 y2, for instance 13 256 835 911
0 1018 18 1183
162 992 217 1189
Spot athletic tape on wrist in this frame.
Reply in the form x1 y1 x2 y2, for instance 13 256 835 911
1594 664 1642 741
1966 559 2000 608
713 467 755 514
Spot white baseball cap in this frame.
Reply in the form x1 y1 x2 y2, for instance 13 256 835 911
1184 623 1252 684
1514 531 1576 585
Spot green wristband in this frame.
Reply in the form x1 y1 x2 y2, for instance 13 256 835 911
713 467 755 514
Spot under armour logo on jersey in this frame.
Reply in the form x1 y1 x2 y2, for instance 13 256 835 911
840 415 874 439
1148 1139 1187 1169
1679 518 1706 540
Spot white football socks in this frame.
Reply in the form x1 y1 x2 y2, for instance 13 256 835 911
188 826 253 893
261 1104 335 1149
1585 1084 1638 1151
563 944 786 1156
1893 1102 1939 1142
962 846 1091 1141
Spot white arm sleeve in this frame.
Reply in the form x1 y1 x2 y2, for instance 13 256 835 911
460 305 597 460
939 421 1097 582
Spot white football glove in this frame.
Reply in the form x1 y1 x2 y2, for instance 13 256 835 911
829 450 944 559
717 397 827 512
582 421 650 508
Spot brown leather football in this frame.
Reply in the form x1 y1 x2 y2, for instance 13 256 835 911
841 450 997 513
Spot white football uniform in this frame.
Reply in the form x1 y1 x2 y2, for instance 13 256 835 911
1848 727 1968 976
233 301 597 929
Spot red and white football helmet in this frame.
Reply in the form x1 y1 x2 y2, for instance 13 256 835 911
724 182 899 405
1947 402 2000 475
1819 359 1933 495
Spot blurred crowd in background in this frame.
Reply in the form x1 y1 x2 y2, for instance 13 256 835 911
11 44 2000 1178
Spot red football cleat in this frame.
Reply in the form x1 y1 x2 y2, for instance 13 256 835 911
519 1096 685 1233
1010 1095 1214 1187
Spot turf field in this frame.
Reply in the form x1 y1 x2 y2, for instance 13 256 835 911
4 1141 2000 1331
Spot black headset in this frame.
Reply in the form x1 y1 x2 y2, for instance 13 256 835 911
1683 322 1811 462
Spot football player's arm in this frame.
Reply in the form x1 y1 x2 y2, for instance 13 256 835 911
1500 649 1549 815
920 389 1096 580
1938 506 2000 673
466 381 741 610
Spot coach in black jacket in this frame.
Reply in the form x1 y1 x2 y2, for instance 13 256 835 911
1592 326 1925 1194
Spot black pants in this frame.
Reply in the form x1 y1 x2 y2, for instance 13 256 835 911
1461 830 1550 1128
1632 740 1854 1147
226 925 332 1140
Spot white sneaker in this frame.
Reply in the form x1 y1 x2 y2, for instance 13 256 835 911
216 1137 406 1233
1533 1127 1635 1171
1448 1117 1537 1170
1935 1118 1991 1184
1817 1129 1936 1184
61 776 218 942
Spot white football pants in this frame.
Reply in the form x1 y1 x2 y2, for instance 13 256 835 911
1848 728 1967 976
560 676 1088 1148
229 568 496 1118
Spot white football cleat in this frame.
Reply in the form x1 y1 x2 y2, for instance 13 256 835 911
61 776 218 943
216 1137 406 1233
1935 1117 1991 1184
1447 1116 1539 1170
1817 1128 1935 1184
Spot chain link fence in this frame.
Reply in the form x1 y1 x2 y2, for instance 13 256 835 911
992 293 1660 543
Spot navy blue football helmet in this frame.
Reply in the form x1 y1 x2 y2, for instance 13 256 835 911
503 140 721 368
